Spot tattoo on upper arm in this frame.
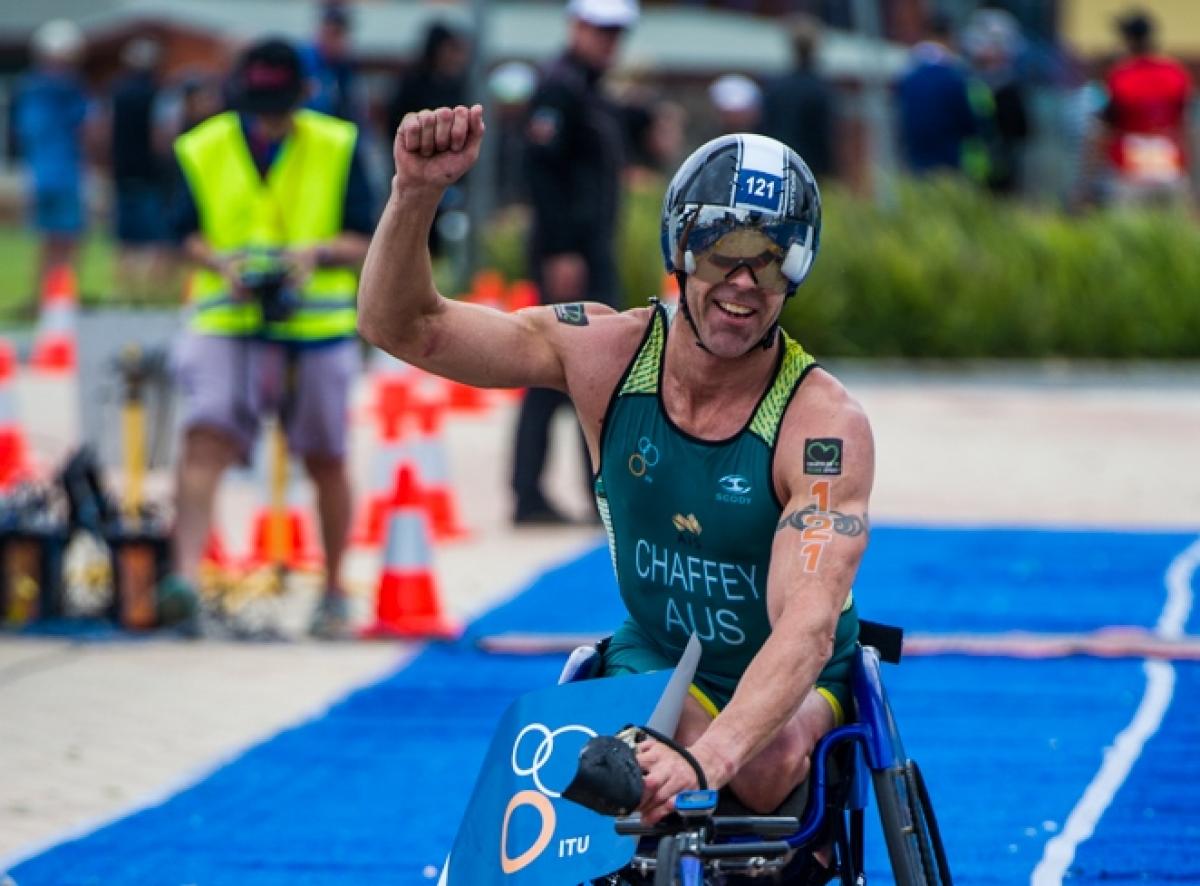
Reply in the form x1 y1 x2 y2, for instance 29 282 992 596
777 479 868 573
554 303 589 326
775 505 868 538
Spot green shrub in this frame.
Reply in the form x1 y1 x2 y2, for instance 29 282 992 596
473 176 1200 357
786 178 1200 358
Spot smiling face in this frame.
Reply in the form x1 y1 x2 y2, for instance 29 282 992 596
683 265 786 359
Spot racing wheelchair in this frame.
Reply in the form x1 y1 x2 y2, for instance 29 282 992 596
557 621 952 886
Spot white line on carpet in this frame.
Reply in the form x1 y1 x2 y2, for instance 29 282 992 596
1030 536 1200 886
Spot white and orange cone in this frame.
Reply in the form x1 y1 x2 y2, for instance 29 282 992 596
411 401 469 543
30 264 79 374
361 464 459 639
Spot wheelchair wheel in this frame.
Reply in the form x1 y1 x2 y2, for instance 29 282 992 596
872 760 952 886
654 835 680 886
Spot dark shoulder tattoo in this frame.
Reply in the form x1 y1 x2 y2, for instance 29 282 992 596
775 503 868 538
553 303 589 326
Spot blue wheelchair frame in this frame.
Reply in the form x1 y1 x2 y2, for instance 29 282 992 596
560 636 952 885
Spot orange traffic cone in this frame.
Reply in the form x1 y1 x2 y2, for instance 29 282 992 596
30 264 78 373
0 341 33 490
201 528 230 569
241 424 322 572
506 279 540 312
361 464 459 639
469 268 507 310
372 374 415 434
351 410 413 548
245 505 322 572
443 377 490 414
412 402 469 543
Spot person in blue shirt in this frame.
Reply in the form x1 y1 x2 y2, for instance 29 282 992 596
300 3 359 122
894 12 983 178
15 19 90 298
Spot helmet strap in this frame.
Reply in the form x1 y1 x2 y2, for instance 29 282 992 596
675 271 714 355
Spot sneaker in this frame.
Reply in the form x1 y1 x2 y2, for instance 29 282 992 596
309 593 353 640
156 574 200 633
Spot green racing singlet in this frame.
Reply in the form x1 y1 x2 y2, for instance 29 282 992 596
595 303 859 723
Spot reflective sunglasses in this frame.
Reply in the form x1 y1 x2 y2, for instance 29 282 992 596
687 228 792 293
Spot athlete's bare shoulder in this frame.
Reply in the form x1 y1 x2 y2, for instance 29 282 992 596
551 304 655 420
520 301 652 368
519 302 655 447
788 366 865 420
774 366 874 502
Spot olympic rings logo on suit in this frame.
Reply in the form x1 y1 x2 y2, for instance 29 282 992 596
628 436 660 479
501 722 598 874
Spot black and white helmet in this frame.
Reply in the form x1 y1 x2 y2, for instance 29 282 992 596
660 133 821 297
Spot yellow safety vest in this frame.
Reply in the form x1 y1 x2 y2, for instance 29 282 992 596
174 109 359 341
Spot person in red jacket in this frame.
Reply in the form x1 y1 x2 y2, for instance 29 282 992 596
1101 9 1194 206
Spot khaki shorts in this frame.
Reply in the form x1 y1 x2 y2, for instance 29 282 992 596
172 332 359 462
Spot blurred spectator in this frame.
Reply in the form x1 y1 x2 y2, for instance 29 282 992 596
1094 9 1193 207
164 38 374 637
963 8 1030 195
109 38 172 300
708 74 762 135
386 23 470 138
513 0 636 525
895 12 985 180
618 95 685 304
622 95 685 183
300 2 360 121
14 19 89 299
177 73 224 135
488 60 538 208
386 22 471 256
760 15 835 179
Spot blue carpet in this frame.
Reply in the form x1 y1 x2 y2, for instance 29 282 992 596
9 527 1198 885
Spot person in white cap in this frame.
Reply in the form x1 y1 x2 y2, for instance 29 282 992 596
708 73 763 136
510 0 639 525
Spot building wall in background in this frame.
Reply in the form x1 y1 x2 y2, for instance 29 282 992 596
1063 0 1200 59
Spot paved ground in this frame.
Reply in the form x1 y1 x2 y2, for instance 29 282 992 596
1 361 1198 867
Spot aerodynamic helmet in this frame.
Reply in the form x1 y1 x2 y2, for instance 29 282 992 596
660 133 821 298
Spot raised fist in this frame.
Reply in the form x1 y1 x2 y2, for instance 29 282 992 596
393 104 485 191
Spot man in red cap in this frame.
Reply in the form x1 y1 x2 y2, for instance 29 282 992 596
161 37 375 637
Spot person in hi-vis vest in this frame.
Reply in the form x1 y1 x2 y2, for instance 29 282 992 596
163 38 374 637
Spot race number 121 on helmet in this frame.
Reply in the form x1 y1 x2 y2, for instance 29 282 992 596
660 133 822 298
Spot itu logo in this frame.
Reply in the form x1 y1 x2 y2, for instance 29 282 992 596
716 474 752 505
628 436 660 482
501 722 597 874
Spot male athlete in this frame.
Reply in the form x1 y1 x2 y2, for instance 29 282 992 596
358 106 872 859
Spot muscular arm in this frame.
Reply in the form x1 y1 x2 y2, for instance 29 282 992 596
357 105 609 391
689 391 874 788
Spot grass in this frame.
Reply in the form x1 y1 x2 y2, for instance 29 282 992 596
0 226 121 328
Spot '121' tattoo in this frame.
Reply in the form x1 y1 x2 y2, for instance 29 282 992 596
776 504 868 538
554 303 589 326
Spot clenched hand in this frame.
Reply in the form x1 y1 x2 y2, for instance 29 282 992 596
393 104 485 192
